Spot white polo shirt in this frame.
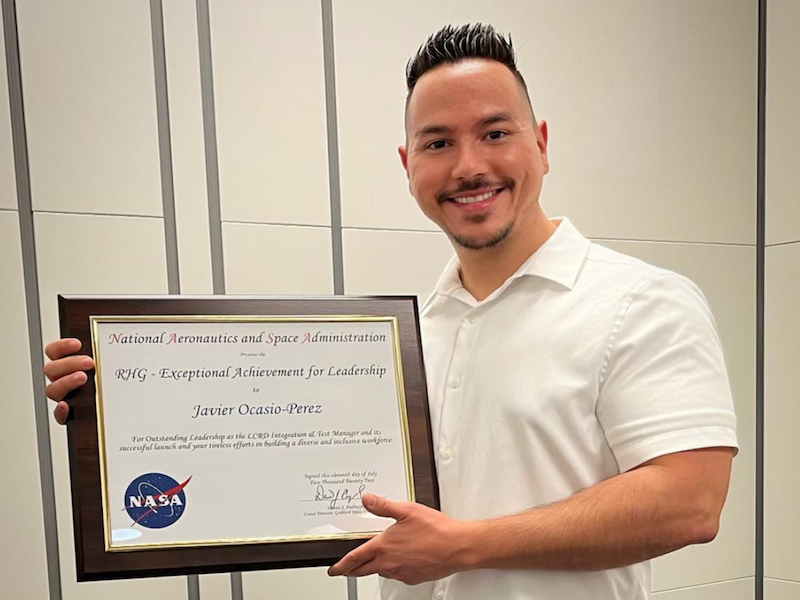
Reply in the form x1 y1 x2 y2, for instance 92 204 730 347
380 218 738 600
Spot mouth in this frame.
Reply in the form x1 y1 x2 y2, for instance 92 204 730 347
447 187 505 206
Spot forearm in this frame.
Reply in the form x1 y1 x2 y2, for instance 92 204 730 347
328 449 732 585
457 457 725 572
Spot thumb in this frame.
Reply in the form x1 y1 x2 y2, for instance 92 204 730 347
362 493 410 520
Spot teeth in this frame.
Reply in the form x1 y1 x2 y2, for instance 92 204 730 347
453 189 499 204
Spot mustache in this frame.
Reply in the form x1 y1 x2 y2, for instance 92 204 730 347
436 178 514 204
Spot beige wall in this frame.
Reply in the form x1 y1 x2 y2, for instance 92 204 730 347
1 1 769 599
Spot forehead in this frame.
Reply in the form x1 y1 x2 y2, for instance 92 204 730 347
406 59 529 133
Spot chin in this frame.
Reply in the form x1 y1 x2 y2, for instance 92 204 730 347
451 224 514 251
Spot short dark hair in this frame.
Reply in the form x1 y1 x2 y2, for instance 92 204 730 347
405 23 534 118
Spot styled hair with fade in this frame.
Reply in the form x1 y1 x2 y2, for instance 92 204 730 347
405 23 534 118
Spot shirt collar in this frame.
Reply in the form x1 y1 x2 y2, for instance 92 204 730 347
426 218 591 307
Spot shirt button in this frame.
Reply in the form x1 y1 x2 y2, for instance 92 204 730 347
468 316 477 324
441 448 452 459
449 376 461 388
436 591 445 600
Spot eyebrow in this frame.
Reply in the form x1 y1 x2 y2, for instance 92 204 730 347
413 113 517 139
414 124 451 139
481 113 516 126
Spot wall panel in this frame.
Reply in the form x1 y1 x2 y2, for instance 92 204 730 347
0 212 49 600
16 0 162 216
764 242 800 581
595 240 755 589
342 228 453 299
765 578 800 600
766 0 800 245
334 0 756 245
34 212 182 600
358 575 379 600
223 223 333 294
0 4 16 209
210 0 330 227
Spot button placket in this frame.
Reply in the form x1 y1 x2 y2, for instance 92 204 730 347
438 313 479 466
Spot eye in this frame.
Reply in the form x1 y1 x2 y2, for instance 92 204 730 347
425 140 450 150
486 130 507 141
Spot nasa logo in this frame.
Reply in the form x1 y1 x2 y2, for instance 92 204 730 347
123 473 192 529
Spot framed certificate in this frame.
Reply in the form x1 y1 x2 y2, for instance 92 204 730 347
58 295 438 581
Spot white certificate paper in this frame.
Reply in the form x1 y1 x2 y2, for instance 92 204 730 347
91 316 412 551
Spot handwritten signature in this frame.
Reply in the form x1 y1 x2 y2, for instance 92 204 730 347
315 484 366 509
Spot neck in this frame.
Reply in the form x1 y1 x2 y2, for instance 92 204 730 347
456 211 558 302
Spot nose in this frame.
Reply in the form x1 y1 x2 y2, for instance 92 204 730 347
450 143 488 180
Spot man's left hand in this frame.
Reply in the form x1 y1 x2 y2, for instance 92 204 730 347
327 493 474 585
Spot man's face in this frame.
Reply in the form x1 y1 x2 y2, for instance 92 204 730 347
400 59 549 251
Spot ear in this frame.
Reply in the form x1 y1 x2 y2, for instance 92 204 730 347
536 120 550 175
398 145 409 174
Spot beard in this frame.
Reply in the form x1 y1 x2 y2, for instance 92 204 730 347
450 220 514 250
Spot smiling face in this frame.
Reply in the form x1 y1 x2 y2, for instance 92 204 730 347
400 59 549 252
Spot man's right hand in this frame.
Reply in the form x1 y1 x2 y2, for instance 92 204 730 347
44 338 95 425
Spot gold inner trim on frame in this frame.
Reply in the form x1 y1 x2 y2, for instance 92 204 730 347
89 315 415 552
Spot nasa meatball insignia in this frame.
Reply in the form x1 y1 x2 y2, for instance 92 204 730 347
124 472 191 529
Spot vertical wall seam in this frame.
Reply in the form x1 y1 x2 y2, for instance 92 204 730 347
321 7 358 597
187 573 200 600
196 0 225 296
196 1 238 597
756 0 766 598
346 576 359 600
230 570 243 600
149 2 194 598
149 0 181 296
321 0 345 296
1 1 62 598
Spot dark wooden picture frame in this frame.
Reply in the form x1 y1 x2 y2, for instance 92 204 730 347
59 295 439 581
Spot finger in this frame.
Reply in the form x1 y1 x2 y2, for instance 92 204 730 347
345 558 382 578
362 493 411 520
328 543 378 577
45 371 88 402
54 401 70 425
44 355 94 383
44 338 82 361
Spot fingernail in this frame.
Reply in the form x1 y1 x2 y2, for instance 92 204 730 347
82 358 93 369
363 494 374 508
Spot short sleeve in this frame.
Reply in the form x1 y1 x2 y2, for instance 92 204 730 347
596 272 739 472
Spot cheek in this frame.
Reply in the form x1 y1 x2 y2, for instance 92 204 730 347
500 147 535 173
500 151 540 191
408 165 438 201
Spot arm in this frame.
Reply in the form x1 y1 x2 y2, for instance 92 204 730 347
329 446 733 585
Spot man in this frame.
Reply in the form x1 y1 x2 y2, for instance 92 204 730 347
46 24 737 600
